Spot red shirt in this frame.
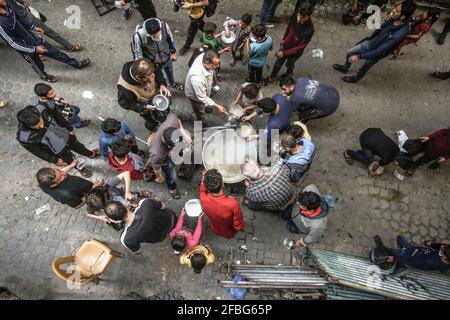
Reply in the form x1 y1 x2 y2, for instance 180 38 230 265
108 152 143 180
199 183 245 239
426 129 450 160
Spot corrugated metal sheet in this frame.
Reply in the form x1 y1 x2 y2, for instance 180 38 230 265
326 284 387 300
311 249 450 300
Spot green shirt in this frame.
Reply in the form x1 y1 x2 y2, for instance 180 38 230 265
200 33 223 51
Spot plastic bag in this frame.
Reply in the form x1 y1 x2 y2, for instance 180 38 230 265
323 194 337 209
227 275 247 300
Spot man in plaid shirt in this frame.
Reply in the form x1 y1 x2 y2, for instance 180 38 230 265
242 161 295 212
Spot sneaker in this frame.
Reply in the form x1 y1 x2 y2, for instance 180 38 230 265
178 46 189 56
77 58 91 70
428 162 440 170
342 75 359 83
122 7 130 20
374 235 384 248
437 33 446 45
431 71 450 80
265 24 275 28
170 82 184 91
78 119 90 128
332 63 348 74
0 100 7 108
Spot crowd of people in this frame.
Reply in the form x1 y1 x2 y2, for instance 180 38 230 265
1 0 449 277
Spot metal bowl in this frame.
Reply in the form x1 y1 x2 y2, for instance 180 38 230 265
202 129 258 184
152 94 170 111
221 31 236 45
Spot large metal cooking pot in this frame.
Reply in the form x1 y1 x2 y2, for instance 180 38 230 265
202 128 258 184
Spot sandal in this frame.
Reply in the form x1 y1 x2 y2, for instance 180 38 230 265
78 167 92 178
139 190 153 198
343 150 354 165
170 82 184 91
89 148 100 159
170 189 181 199
68 44 83 52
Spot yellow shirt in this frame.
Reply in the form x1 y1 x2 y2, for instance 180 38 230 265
180 245 215 267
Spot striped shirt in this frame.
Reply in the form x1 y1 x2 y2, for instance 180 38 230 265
245 164 295 211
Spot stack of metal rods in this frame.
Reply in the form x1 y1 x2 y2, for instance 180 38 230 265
220 264 329 290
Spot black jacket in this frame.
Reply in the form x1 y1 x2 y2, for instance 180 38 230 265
117 61 167 114
16 107 69 164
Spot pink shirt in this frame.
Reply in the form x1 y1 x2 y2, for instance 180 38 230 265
169 211 202 249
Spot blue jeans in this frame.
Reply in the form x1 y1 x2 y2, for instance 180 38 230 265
161 59 175 86
260 0 281 25
346 148 374 166
66 104 82 128
390 235 414 257
270 53 302 78
343 40 379 79
162 160 177 191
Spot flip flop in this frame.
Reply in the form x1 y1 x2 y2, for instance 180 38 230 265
68 44 83 52
139 190 153 198
343 151 354 165
170 189 181 199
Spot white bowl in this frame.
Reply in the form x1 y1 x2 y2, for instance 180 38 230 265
184 199 202 217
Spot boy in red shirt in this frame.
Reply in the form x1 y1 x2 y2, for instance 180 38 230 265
199 169 245 239
108 140 145 180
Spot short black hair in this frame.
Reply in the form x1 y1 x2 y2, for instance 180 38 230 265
242 83 260 100
36 168 56 187
280 133 297 149
241 13 252 26
144 18 161 34
171 235 187 252
17 106 41 128
111 140 130 158
297 1 314 17
395 152 414 170
251 24 267 39
104 201 127 221
257 98 277 113
163 127 182 148
86 187 111 212
101 118 122 134
400 0 417 19
191 252 207 273
203 49 220 64
279 75 296 88
427 7 441 24
287 124 304 140
34 83 52 97
298 191 321 211
204 169 223 193
203 21 217 34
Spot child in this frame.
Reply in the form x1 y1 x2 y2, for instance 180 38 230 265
223 13 252 66
34 83 89 129
108 140 148 180
393 7 441 58
100 118 141 158
248 24 273 85
231 82 263 115
200 22 231 55
180 244 215 273
85 171 152 230
169 208 203 255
